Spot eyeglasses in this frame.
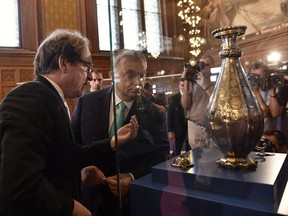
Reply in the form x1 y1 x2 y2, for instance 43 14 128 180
78 59 93 73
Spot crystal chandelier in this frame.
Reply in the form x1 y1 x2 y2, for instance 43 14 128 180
177 0 203 57
138 31 147 50
177 0 201 27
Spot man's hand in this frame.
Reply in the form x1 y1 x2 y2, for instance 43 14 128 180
81 165 106 187
251 84 261 95
72 199 92 216
106 173 133 196
110 115 138 149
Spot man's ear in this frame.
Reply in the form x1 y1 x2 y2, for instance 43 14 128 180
58 56 67 73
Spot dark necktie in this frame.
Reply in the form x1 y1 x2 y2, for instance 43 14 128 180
109 101 126 136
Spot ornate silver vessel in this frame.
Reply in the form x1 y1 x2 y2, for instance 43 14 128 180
206 26 264 169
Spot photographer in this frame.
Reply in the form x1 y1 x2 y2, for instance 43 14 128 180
247 61 276 132
261 130 288 153
269 74 288 143
181 55 216 150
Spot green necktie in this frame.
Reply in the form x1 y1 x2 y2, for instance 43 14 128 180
109 101 126 136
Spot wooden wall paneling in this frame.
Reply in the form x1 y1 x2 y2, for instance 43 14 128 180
42 0 80 35
0 67 34 101
19 0 40 51
92 53 111 78
84 0 99 52
0 50 35 66
20 69 35 82
78 0 88 35
161 0 178 56
0 68 16 101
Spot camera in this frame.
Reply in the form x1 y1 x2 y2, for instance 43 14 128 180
254 136 275 154
247 73 266 90
182 61 205 82
247 62 288 90
267 68 288 89
143 82 152 90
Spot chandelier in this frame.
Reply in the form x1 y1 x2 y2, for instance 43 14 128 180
138 31 147 50
177 0 203 57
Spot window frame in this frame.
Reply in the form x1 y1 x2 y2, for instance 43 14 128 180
85 0 170 55
0 0 41 54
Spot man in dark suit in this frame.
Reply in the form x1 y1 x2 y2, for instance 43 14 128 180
71 49 170 216
167 78 189 156
0 29 138 216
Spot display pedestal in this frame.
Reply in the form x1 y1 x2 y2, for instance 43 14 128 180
130 148 288 216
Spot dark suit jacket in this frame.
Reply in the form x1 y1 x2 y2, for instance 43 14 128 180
0 76 101 216
167 92 187 144
0 76 99 216
71 87 169 215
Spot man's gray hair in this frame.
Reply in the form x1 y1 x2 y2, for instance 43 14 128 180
113 49 147 71
34 29 91 75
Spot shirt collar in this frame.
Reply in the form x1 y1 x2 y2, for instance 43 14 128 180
42 76 66 104
114 92 134 110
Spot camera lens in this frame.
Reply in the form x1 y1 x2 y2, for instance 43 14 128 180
144 83 151 89
268 75 285 88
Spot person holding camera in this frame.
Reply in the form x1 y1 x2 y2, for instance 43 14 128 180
260 130 288 153
269 74 288 144
247 61 277 132
181 55 216 150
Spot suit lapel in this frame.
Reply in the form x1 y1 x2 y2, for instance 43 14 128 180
95 88 113 138
34 76 78 155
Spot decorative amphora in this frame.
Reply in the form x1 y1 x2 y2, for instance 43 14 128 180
206 26 264 169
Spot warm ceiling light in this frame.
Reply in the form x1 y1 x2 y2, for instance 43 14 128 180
267 51 281 62
189 57 197 66
177 34 186 42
